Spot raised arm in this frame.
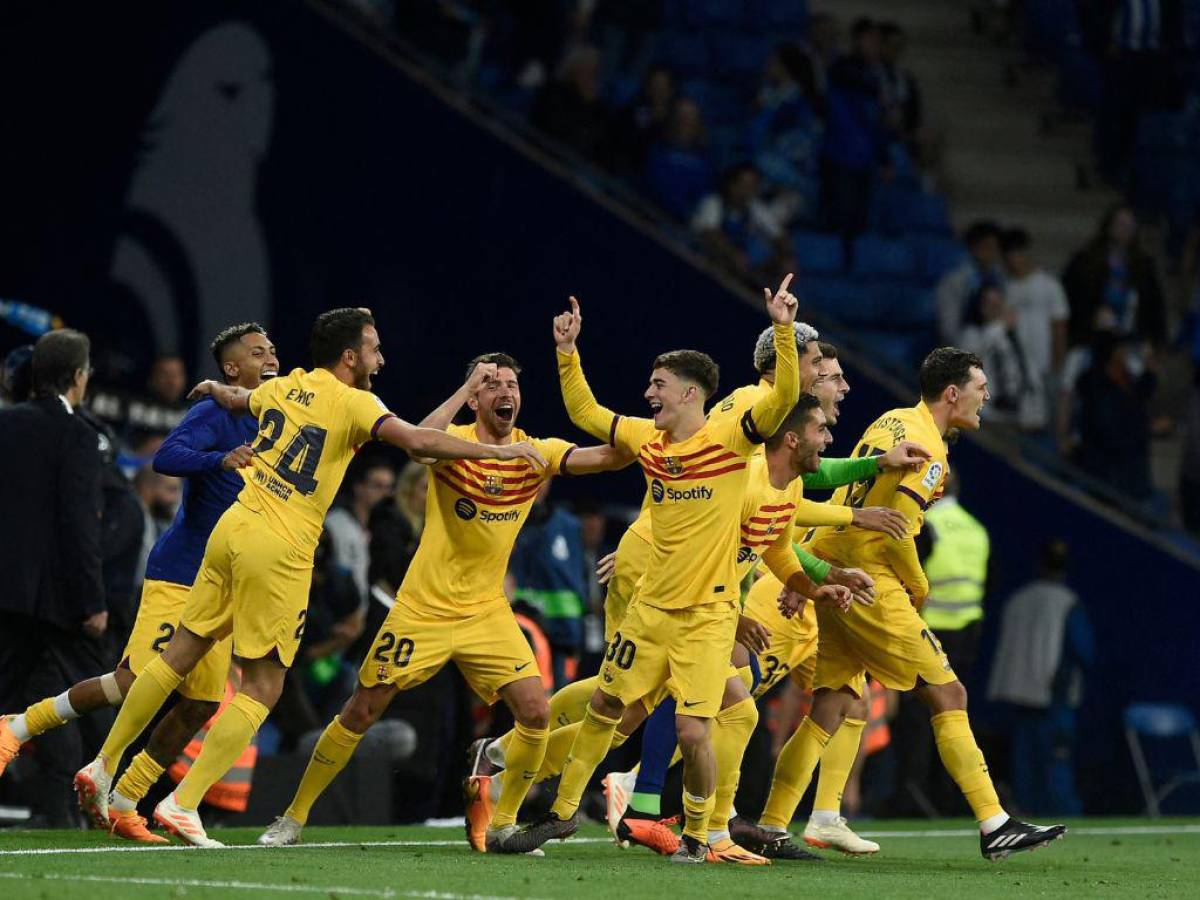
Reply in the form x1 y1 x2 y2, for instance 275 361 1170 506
419 362 498 431
803 441 931 490
187 380 251 414
743 275 801 444
554 296 623 442
375 416 548 469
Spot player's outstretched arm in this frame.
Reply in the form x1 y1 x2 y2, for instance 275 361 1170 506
154 403 251 476
418 362 498 431
555 296 624 442
188 380 251 414
744 274 801 445
560 443 636 475
376 417 547 469
802 442 930 490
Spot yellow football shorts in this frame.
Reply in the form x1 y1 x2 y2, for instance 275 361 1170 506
357 598 538 704
640 663 746 715
813 575 957 694
121 579 232 702
179 502 314 668
601 598 737 720
743 572 865 697
604 528 652 643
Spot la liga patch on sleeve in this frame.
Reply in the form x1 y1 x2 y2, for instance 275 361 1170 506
921 461 944 491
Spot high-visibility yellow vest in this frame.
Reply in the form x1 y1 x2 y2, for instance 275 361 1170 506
921 497 989 631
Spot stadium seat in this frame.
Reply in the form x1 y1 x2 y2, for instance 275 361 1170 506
852 235 918 280
913 235 968 286
872 283 936 328
855 328 922 370
792 231 845 275
803 277 882 325
685 0 747 29
1124 703 1200 817
745 0 808 31
710 32 773 81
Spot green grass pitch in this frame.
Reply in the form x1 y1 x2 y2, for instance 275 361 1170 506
1 819 1197 899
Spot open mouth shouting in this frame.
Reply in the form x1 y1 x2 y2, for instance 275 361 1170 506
495 401 515 424
261 366 278 379
648 398 664 421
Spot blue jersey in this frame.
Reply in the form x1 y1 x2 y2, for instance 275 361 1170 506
144 397 258 586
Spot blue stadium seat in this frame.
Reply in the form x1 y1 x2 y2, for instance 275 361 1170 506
803 277 881 325
905 192 952 234
685 0 747 29
680 80 745 127
852 236 918 280
1124 703 1200 816
792 231 845 275
913 236 967 285
856 329 922 369
710 32 773 81
872 283 936 327
657 31 711 78
745 0 808 31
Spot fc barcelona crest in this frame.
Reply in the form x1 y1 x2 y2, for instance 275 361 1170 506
663 456 684 476
483 474 504 496
376 664 389 682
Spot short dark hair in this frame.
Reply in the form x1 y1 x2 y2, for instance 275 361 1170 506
210 323 267 377
465 352 522 382
963 220 1001 248
817 341 838 360
919 347 983 402
1038 538 1069 576
652 350 719 399
765 393 822 449
310 308 375 368
1000 227 1031 254
32 329 90 397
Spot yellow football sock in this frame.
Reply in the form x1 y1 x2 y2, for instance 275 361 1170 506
535 723 578 782
22 697 67 738
495 676 599 760
550 706 620 819
285 716 364 825
174 693 267 810
490 722 549 828
708 698 758 835
931 710 1003 823
813 717 865 813
100 655 182 775
113 751 165 805
548 676 598 729
682 789 716 842
759 717 830 830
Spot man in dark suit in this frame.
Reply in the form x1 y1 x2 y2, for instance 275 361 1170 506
0 328 107 825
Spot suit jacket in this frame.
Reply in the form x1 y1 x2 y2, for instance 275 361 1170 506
0 395 104 629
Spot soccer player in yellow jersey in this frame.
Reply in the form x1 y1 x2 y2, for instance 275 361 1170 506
75 309 545 847
761 348 1067 861
509 279 854 862
258 351 633 855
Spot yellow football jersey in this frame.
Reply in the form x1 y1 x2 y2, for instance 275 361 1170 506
808 401 948 574
397 423 573 617
242 368 392 552
734 455 803 584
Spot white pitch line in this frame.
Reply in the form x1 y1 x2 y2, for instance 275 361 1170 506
0 825 1197 858
0 871 537 899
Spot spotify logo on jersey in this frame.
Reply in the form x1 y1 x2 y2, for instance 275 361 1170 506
651 479 665 503
454 498 478 520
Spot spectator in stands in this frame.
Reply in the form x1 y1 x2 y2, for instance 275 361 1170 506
959 284 1036 428
0 330 105 826
530 44 610 162
1074 332 1156 500
508 480 588 688
1062 204 1166 348
821 18 893 242
988 539 1091 815
936 220 1003 344
644 97 714 221
326 456 396 603
1 344 34 406
691 162 793 284
1001 227 1069 431
609 64 676 175
131 465 182 586
801 11 841 104
879 22 922 139
751 42 824 225
146 354 187 405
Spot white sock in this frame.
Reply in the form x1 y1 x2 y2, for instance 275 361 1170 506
110 790 137 813
758 821 787 835
809 809 839 827
485 739 506 769
979 811 1009 835
707 829 730 844
53 690 80 722
7 714 31 743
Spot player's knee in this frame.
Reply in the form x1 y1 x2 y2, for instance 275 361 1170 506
340 689 385 734
113 666 136 695
847 695 870 720
920 679 968 714
675 716 708 751
590 689 624 720
513 695 550 730
177 698 220 732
